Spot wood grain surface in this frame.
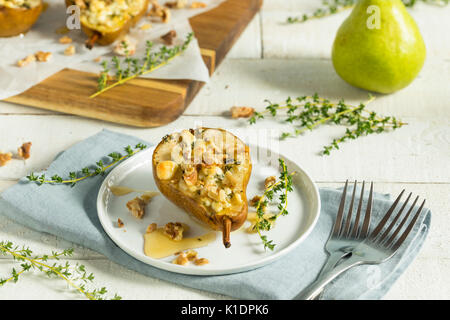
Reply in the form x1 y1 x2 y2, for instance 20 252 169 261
3 0 263 127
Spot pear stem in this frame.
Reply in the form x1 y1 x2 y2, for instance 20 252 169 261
222 218 232 248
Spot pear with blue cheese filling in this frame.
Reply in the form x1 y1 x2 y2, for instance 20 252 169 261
152 128 252 248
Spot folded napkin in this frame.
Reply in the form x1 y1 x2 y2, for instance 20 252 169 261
0 130 431 300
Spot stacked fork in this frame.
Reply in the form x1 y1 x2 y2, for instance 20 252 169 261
295 180 426 300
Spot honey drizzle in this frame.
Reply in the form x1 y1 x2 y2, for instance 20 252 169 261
143 229 217 259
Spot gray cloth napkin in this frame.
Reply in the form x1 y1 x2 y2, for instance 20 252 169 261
0 129 431 300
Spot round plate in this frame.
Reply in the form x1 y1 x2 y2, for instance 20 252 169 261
97 145 320 275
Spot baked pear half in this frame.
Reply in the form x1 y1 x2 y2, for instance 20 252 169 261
0 0 43 37
65 0 149 48
152 128 252 248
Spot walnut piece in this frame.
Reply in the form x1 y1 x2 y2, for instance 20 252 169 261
182 166 197 186
148 1 171 22
64 45 76 56
230 106 255 119
163 222 185 241
17 54 36 67
172 252 188 265
148 1 163 17
0 152 12 167
35 51 52 62
161 7 171 23
165 0 186 8
114 36 136 56
117 218 124 228
250 195 261 207
264 176 277 189
126 197 147 219
185 250 198 261
161 30 177 45
17 142 32 160
194 258 209 266
59 36 72 44
191 2 207 8
146 223 157 233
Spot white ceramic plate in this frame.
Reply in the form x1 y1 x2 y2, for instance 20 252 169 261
97 145 320 275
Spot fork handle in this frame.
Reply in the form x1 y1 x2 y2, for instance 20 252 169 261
311 251 351 300
294 255 362 300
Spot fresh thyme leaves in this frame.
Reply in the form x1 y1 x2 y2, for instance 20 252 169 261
252 159 295 250
27 143 147 186
248 94 406 155
287 0 355 24
91 32 194 98
286 0 449 24
0 241 121 300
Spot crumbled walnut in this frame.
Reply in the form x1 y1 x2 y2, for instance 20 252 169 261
93 57 102 62
17 142 32 160
17 54 36 67
230 106 255 119
35 51 52 62
194 258 209 266
183 166 197 186
59 36 72 44
126 197 147 219
161 7 171 23
264 176 277 189
148 1 164 17
250 195 261 207
185 250 198 261
140 23 152 30
148 0 170 22
191 2 207 8
64 45 76 56
161 30 177 45
114 36 136 56
172 252 189 265
163 222 185 241
117 218 124 228
165 0 186 8
146 223 157 233
0 152 12 167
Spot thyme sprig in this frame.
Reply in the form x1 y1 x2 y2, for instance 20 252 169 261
92 32 194 98
287 0 449 24
249 94 406 155
26 143 147 186
0 241 121 300
252 159 295 250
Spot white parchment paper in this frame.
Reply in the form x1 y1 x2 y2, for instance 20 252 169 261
0 0 225 100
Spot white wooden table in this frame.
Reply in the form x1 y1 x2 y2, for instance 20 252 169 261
0 0 449 300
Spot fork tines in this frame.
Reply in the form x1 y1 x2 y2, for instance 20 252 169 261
369 189 426 251
334 180 373 239
335 181 426 251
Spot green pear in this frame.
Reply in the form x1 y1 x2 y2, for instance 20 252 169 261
332 0 426 94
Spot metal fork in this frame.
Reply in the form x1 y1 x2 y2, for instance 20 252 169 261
319 180 374 277
295 187 426 300
310 180 374 299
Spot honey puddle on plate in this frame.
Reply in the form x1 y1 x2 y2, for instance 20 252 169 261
143 213 268 259
144 229 217 259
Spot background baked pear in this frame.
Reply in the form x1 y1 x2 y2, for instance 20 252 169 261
152 128 252 248
65 0 149 48
0 0 43 37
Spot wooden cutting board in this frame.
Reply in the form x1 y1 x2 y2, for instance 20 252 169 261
4 0 262 127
